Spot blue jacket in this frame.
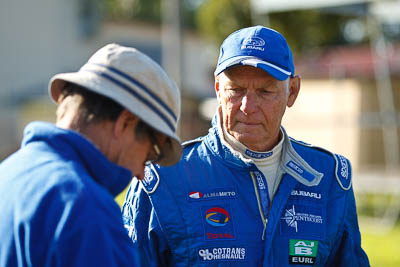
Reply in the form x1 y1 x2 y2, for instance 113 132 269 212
0 122 138 267
122 121 370 266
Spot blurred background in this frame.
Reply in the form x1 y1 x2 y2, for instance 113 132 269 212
1 0 399 265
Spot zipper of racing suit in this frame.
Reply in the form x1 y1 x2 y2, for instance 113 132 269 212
250 171 267 240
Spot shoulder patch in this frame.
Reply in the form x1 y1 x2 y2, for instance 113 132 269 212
289 137 352 190
290 137 333 156
333 154 352 190
141 165 160 194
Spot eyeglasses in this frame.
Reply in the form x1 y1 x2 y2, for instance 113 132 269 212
145 129 164 165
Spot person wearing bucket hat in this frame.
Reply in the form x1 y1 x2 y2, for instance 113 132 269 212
0 43 182 266
122 26 370 266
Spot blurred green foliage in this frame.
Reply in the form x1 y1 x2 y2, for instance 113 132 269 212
268 10 349 54
103 0 195 27
195 0 252 45
362 223 400 267
356 192 400 265
357 192 398 218
103 0 360 54
104 0 161 23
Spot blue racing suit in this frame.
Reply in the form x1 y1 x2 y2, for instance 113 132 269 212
122 119 370 266
0 122 138 266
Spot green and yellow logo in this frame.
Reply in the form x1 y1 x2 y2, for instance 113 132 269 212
289 239 318 265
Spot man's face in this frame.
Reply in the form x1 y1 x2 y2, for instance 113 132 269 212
215 65 300 152
117 134 152 180
116 128 166 180
105 111 166 180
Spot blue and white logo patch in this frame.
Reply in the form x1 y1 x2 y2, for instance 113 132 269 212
334 154 352 190
280 204 324 239
198 247 246 262
188 188 237 201
241 37 265 51
286 161 316 182
245 149 272 159
290 188 322 202
141 166 159 194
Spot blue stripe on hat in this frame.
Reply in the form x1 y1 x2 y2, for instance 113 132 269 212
84 69 176 133
93 63 177 122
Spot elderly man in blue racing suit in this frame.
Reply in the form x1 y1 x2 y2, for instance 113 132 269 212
122 26 370 266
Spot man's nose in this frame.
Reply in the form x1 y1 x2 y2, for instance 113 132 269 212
240 92 258 114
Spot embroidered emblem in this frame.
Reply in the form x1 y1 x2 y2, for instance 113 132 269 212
291 189 322 200
245 149 272 159
286 161 316 182
205 207 230 227
188 188 237 201
141 166 159 194
334 154 352 190
198 247 246 261
280 205 324 239
202 205 236 241
189 191 203 199
241 36 265 51
254 171 266 190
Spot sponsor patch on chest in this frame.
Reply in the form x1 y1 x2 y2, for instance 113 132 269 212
280 204 324 239
198 247 246 262
289 239 318 265
202 204 236 241
290 189 322 202
188 188 237 201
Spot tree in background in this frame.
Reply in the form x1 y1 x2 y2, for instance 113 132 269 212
104 0 161 23
268 10 350 54
103 0 196 27
195 0 360 54
195 0 252 45
103 0 366 55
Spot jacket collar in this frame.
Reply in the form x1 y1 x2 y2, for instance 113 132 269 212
22 121 133 197
280 127 323 186
205 114 254 169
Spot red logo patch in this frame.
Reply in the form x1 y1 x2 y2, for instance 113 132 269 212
189 191 203 199
206 233 235 239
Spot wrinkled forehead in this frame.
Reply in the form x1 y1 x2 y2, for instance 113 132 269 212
217 65 287 88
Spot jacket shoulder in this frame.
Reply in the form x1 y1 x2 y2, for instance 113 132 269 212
290 138 352 191
141 137 210 194
182 136 204 148
290 138 333 157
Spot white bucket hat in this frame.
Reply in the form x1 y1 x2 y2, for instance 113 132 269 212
49 43 182 166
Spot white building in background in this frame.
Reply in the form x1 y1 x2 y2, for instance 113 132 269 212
282 79 361 170
0 0 215 158
0 0 101 156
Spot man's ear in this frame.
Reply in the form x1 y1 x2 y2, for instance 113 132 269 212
287 75 301 108
113 109 139 138
215 76 221 103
